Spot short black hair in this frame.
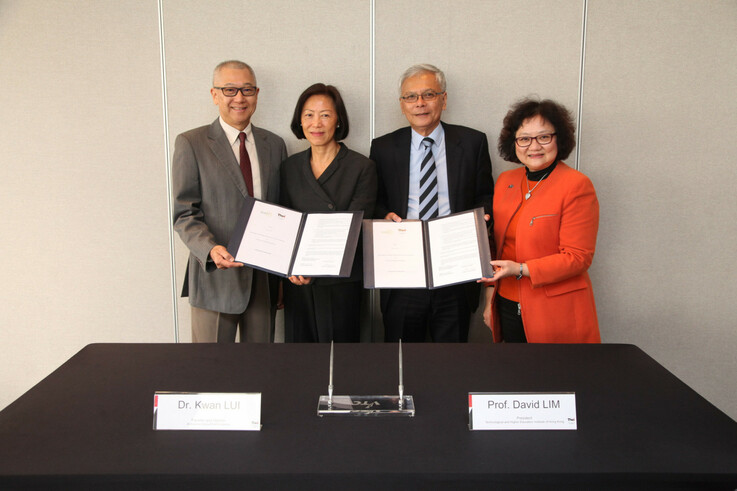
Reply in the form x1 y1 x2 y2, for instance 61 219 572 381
498 98 576 164
290 83 349 141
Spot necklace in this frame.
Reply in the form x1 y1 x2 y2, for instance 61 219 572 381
525 172 549 200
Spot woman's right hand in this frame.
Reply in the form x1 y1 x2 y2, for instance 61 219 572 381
489 260 527 281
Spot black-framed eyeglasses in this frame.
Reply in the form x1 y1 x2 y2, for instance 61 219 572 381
214 86 258 97
400 90 444 103
515 133 556 147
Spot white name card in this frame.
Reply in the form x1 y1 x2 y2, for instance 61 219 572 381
153 392 261 431
469 392 577 430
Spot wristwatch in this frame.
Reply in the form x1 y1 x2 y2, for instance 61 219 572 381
516 263 524 280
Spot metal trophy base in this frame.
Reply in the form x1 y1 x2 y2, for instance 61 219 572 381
317 395 415 417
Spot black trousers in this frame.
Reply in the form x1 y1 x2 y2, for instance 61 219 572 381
496 294 527 343
283 280 361 343
382 285 470 342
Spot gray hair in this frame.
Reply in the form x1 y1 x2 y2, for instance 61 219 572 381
213 60 257 86
399 63 446 94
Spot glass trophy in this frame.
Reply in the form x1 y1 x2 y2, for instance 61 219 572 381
317 341 415 417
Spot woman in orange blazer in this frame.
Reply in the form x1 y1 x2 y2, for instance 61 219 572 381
480 98 600 343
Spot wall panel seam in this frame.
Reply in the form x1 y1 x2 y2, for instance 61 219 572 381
369 0 378 340
575 0 588 171
158 0 180 342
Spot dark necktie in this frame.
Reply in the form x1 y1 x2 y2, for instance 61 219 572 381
238 132 254 197
419 137 439 220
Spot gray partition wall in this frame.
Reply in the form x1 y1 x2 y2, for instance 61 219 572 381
0 0 176 409
581 0 737 418
1 0 736 421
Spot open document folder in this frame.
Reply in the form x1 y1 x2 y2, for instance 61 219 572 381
363 207 492 289
227 197 363 278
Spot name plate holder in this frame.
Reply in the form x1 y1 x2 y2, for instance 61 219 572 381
153 392 262 431
317 341 415 417
468 392 577 430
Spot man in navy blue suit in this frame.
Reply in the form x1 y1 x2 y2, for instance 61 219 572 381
369 64 493 342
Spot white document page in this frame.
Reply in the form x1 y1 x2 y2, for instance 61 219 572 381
235 201 302 275
290 213 353 276
427 212 482 287
372 221 427 288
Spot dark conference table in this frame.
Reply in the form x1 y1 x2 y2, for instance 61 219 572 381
1 343 736 490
